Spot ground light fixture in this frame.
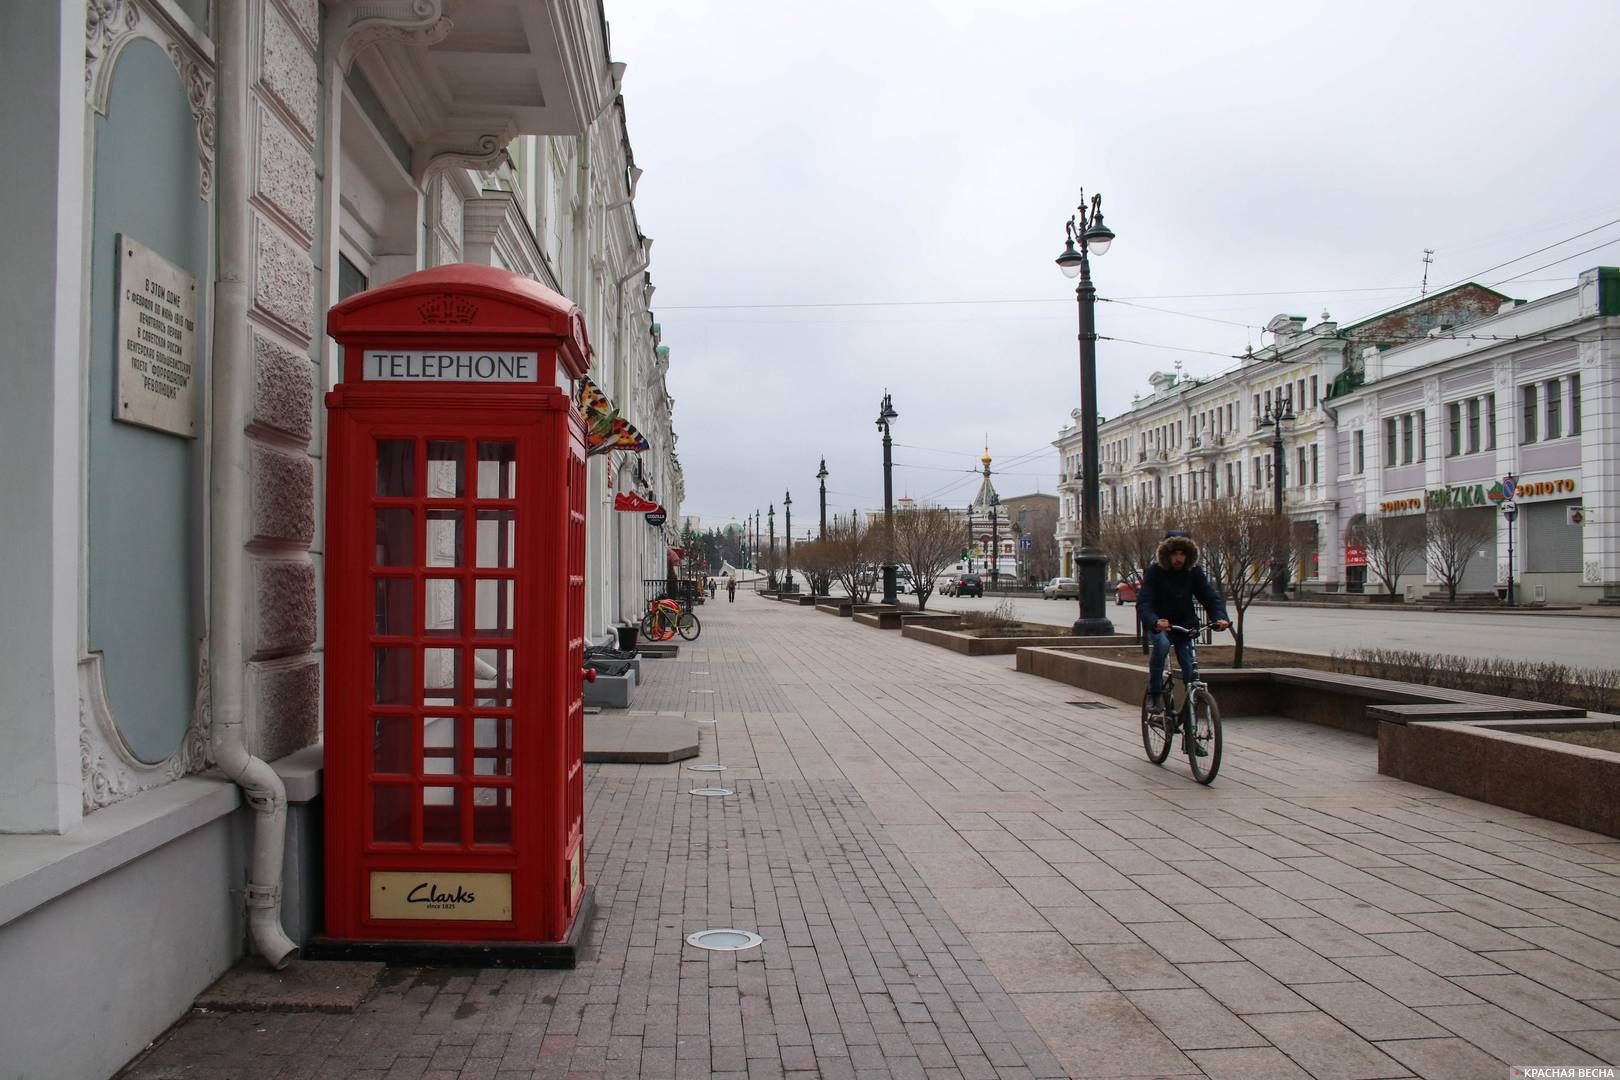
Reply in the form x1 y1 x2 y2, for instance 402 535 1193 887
687 763 726 772
688 787 734 797
686 929 763 952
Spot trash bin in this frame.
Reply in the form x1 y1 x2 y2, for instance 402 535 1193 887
616 624 638 651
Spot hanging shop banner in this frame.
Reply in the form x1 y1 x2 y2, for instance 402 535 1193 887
1379 497 1423 514
1510 476 1577 500
1344 544 1368 568
645 507 667 528
614 491 660 513
577 376 650 456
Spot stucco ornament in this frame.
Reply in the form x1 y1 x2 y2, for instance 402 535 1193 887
79 640 211 814
85 0 214 200
330 0 453 74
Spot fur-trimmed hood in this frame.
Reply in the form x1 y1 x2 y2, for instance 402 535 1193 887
1156 534 1200 570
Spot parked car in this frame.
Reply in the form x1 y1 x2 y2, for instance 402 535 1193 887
1114 578 1139 606
936 575 958 596
1042 577 1079 599
953 573 983 598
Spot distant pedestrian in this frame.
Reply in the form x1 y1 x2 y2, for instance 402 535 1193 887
727 577 736 603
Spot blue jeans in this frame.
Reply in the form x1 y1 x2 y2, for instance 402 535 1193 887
1147 629 1195 696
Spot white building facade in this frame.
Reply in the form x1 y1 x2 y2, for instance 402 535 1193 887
0 3 680 1076
1053 277 1620 603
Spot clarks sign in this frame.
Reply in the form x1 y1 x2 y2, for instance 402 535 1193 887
369 871 513 921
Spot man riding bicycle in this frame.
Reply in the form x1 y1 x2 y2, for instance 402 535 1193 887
1135 531 1230 750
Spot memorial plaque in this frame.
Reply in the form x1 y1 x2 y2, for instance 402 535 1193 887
116 235 199 437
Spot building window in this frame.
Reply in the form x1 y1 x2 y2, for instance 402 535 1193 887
1416 410 1426 461
1225 461 1233 494
1252 456 1260 487
1354 429 1365 474
1311 442 1319 485
1522 384 1538 444
1265 455 1273 486
1446 402 1461 457
1254 393 1261 422
1384 418 1397 468
1264 389 1271 416
1466 398 1480 454
1297 378 1306 408
1572 373 1582 436
1226 403 1234 431
1545 378 1562 440
1400 414 1413 464
1297 446 1307 487
1310 375 1318 407
1486 392 1497 449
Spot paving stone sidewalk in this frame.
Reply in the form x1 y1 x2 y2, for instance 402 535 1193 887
123 595 1620 1078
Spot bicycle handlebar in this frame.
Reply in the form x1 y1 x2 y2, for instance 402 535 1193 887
1168 623 1229 635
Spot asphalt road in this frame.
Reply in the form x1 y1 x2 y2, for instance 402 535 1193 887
922 590 1620 668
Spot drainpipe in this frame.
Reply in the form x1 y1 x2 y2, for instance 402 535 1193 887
210 0 297 970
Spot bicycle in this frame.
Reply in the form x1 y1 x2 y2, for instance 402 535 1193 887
640 597 701 642
1140 624 1222 784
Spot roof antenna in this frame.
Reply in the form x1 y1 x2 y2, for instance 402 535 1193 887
1420 249 1435 297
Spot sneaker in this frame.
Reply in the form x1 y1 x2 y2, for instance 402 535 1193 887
1181 727 1209 757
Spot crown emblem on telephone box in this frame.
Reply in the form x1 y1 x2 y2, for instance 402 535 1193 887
417 294 479 324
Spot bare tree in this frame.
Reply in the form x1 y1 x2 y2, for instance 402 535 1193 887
1351 515 1424 597
1099 500 1169 588
794 539 837 597
1189 498 1293 668
1425 507 1493 603
824 515 875 603
893 508 964 611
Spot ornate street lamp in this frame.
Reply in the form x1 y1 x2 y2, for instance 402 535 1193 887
767 504 775 590
1260 402 1296 596
876 392 899 605
817 457 829 539
1056 190 1117 634
784 490 793 593
1502 477 1519 607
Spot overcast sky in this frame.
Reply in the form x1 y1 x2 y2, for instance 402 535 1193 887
607 1 1620 532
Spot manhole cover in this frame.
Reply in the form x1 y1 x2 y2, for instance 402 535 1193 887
686 928 762 952
1066 701 1111 710
687 763 726 772
689 787 733 797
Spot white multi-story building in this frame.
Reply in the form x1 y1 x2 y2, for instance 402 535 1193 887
0 2 680 1074
1052 281 1580 590
1329 267 1619 603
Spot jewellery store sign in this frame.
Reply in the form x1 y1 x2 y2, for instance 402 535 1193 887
116 235 198 438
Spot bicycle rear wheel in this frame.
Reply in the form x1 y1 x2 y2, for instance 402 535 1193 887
639 611 656 638
677 611 701 641
1186 687 1222 785
1140 685 1172 765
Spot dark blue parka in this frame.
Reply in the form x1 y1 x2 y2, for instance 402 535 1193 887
1136 534 1229 630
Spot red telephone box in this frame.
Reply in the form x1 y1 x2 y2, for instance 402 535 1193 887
319 264 591 962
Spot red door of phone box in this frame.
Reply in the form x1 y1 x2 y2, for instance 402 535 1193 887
316 264 591 963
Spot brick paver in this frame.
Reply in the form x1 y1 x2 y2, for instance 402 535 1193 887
122 595 1620 1078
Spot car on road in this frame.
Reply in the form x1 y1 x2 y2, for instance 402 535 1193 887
1042 577 1079 599
951 573 983 598
1114 578 1139 605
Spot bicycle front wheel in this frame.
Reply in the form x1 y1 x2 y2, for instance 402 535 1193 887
1187 687 1222 785
1141 686 1172 765
677 611 701 641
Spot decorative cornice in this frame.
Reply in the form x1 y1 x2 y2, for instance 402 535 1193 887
329 0 453 75
79 642 210 814
416 131 512 182
86 0 215 200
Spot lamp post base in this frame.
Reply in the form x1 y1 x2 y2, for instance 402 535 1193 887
1071 616 1115 636
881 564 899 607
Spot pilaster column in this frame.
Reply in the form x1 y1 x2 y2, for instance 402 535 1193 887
0 3 86 832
